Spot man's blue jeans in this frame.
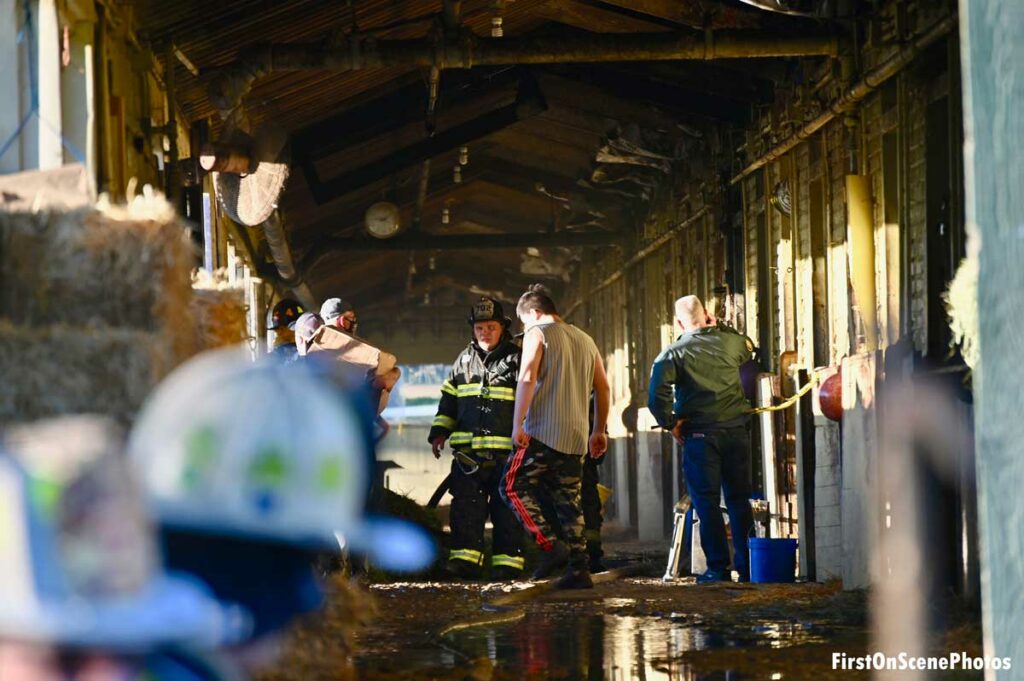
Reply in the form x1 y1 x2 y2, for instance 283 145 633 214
681 426 755 575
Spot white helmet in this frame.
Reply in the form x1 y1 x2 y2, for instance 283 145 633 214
0 416 245 650
127 346 433 572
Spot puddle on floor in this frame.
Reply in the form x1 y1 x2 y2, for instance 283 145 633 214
348 598 838 680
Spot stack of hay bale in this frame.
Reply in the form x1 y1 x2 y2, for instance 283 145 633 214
0 173 199 425
190 268 249 351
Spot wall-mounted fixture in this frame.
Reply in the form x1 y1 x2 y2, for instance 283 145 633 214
365 201 402 239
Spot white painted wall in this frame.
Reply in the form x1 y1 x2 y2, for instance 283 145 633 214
0 0 25 172
839 351 881 590
0 0 83 174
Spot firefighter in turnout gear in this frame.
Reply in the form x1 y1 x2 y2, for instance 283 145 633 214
430 297 526 580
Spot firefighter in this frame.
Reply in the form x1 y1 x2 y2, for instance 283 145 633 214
267 298 304 361
429 297 526 580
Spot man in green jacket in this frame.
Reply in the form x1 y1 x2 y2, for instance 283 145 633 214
648 295 755 583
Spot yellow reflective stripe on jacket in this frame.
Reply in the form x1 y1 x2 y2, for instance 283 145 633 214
432 414 457 430
455 383 515 401
441 381 458 396
449 548 484 566
449 432 511 449
485 386 515 401
472 436 513 450
449 432 474 445
491 554 525 570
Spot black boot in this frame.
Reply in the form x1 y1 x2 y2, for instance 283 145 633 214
556 566 594 590
489 565 524 581
587 541 607 574
446 559 483 580
531 541 570 580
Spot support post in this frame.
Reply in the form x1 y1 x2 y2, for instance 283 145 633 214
60 18 96 173
794 368 817 580
958 0 1024 675
757 374 780 538
33 0 63 170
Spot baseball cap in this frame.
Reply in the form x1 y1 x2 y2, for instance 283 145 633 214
268 299 303 330
294 312 325 357
320 297 354 324
295 312 324 343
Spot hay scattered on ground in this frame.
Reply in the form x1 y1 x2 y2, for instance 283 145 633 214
255 575 377 681
0 322 173 426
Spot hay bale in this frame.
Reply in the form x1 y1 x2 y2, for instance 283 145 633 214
0 186 197 360
191 269 249 350
0 321 174 426
945 241 980 370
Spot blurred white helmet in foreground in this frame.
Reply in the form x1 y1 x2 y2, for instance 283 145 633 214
0 416 243 650
127 346 434 572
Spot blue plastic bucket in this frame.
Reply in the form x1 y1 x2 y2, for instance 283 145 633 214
749 537 798 583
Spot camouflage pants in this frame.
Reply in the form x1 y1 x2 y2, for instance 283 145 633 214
581 454 603 558
500 438 585 565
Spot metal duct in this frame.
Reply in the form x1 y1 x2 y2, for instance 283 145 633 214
731 13 957 184
260 212 315 308
209 30 840 119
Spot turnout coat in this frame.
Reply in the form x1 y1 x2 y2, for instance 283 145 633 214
428 333 521 455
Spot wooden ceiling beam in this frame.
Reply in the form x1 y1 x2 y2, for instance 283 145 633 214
305 229 619 262
542 64 751 125
536 73 688 130
535 0 672 33
302 73 548 205
290 167 561 242
594 0 761 29
291 67 522 162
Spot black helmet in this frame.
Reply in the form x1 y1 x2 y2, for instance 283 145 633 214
267 298 304 330
468 297 510 327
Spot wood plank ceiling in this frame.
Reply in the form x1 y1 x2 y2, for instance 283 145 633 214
133 0 818 329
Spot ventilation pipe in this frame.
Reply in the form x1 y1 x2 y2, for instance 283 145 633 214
261 212 315 308
209 30 839 119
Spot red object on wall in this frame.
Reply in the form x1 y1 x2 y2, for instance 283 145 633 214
818 372 843 422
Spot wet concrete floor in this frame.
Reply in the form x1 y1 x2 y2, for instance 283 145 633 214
262 553 983 680
339 576 871 680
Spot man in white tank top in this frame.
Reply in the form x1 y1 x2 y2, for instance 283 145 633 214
499 285 611 589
